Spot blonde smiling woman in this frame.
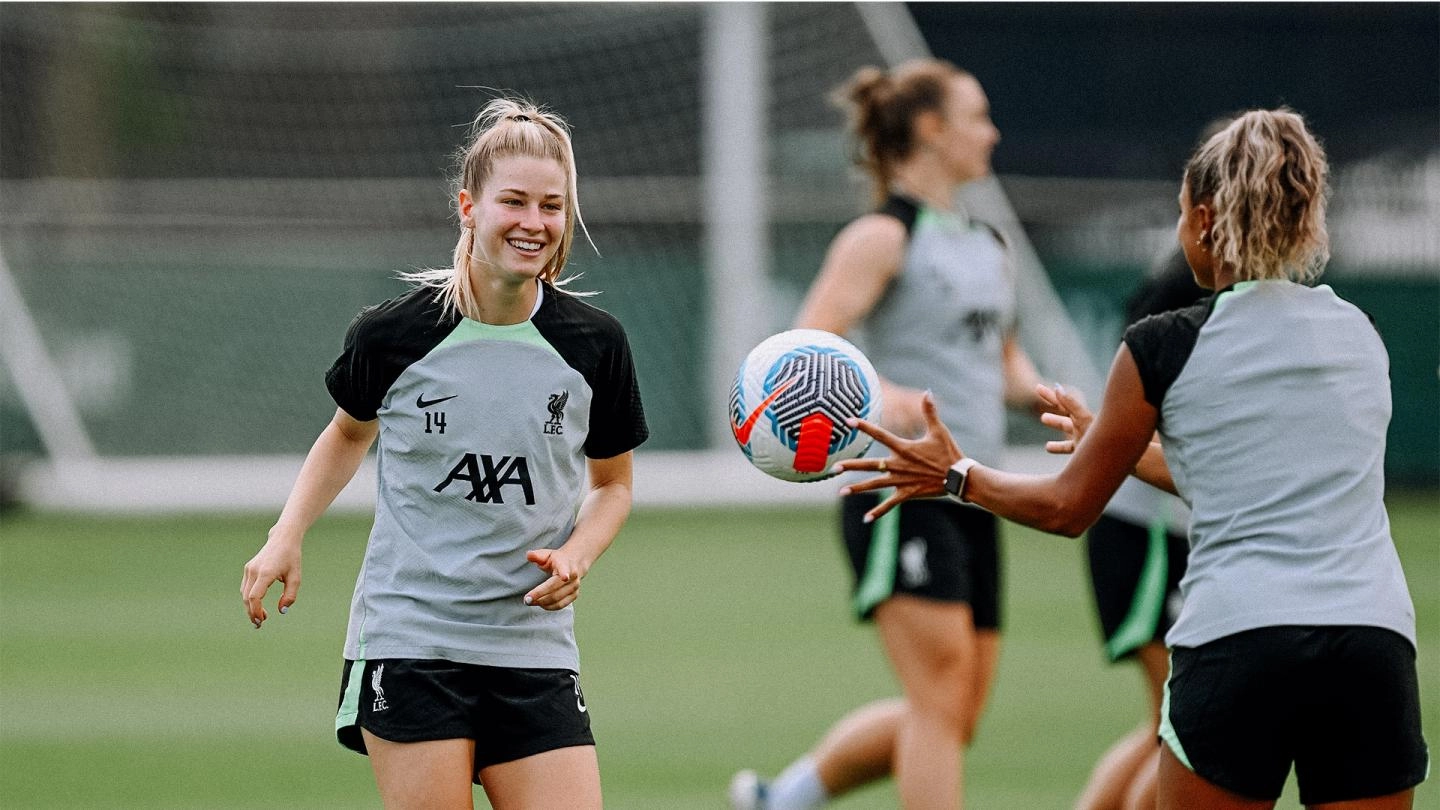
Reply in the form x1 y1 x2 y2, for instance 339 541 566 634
242 98 648 810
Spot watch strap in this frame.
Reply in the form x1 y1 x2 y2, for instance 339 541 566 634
945 457 979 502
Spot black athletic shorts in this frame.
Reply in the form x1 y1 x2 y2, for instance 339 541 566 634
1085 513 1188 661
1161 626 1429 804
842 493 1000 628
335 658 594 774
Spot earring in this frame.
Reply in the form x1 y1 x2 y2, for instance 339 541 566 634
1196 231 1207 247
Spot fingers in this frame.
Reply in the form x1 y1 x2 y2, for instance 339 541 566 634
863 492 904 523
525 549 585 609
1054 383 1090 416
243 575 270 629
1035 383 1062 414
242 559 299 629
834 457 895 476
920 392 963 457
524 575 580 611
919 390 945 429
1045 438 1077 455
1037 382 1089 416
1040 412 1078 439
845 416 903 451
278 573 301 614
527 548 578 582
835 469 898 495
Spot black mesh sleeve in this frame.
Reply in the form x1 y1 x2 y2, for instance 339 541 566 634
325 306 383 421
583 320 649 460
1122 297 1213 411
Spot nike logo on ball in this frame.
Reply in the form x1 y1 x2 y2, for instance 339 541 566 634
732 377 797 445
416 394 458 408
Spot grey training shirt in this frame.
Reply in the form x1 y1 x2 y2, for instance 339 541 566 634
326 281 648 670
1124 280 1415 648
861 195 1015 468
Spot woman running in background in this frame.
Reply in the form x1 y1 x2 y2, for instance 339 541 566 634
731 57 1046 810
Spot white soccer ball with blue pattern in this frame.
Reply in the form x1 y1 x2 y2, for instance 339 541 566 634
730 329 884 482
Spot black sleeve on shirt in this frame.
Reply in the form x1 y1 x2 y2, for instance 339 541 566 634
877 195 919 234
585 318 649 459
325 305 385 421
537 291 649 459
324 288 453 422
1122 297 1214 412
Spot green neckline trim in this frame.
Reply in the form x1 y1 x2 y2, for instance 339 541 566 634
435 318 558 356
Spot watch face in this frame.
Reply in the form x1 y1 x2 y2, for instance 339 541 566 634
945 467 963 495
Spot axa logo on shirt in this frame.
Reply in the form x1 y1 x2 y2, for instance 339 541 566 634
434 453 536 505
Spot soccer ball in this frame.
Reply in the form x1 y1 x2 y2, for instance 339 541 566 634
730 329 884 482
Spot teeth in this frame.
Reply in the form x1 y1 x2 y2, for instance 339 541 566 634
509 239 543 251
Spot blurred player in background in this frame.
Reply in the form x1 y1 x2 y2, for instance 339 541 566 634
1074 118 1227 810
731 58 1045 810
1074 247 1202 810
241 98 648 810
839 108 1427 810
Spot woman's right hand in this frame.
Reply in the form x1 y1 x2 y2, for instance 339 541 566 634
1036 383 1093 455
834 391 964 521
242 533 302 629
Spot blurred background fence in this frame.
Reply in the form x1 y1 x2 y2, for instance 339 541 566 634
1 3 1436 512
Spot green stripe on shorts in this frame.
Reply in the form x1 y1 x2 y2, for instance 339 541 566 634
1105 517 1170 660
852 494 900 618
335 658 365 733
1158 652 1194 770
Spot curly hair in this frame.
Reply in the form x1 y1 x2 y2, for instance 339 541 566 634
1184 108 1330 283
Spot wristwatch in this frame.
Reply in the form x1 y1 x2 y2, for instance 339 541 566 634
943 458 979 503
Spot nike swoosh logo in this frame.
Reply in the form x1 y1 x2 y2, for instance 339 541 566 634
416 394 458 408
733 377 798 445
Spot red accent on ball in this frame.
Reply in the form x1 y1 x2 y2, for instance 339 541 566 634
793 413 834 473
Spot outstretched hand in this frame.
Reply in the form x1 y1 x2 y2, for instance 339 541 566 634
833 391 963 523
524 547 589 611
1036 383 1093 455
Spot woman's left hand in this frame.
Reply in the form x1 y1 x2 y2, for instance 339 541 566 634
523 548 590 610
834 391 963 522
1036 383 1093 455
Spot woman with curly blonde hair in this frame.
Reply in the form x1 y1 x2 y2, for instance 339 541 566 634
840 108 1427 809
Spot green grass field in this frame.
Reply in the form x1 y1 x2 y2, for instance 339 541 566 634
2 491 1436 809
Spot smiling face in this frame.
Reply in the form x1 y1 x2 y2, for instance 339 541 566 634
460 154 568 284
